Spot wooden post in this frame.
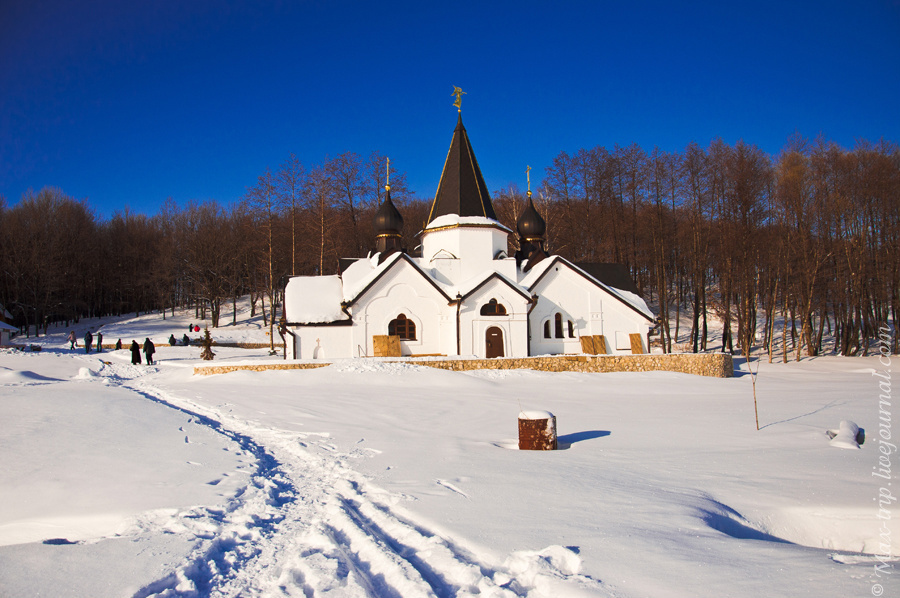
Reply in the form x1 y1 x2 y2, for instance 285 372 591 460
518 410 557 450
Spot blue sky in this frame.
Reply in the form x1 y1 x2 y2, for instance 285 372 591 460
2 0 898 217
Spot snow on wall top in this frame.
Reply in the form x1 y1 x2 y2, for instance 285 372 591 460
285 275 349 323
424 214 512 232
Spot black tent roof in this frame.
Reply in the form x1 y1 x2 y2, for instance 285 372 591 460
426 113 497 225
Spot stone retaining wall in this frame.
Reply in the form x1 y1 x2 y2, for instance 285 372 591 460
194 353 733 378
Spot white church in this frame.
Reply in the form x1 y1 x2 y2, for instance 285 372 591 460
284 102 655 360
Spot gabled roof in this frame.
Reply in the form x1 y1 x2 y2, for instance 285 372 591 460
427 113 497 225
343 252 454 309
523 256 655 322
455 270 533 303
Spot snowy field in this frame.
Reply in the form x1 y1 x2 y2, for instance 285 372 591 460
0 304 897 597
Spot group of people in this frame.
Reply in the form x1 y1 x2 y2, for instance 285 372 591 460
66 322 206 364
67 329 155 364
67 330 102 353
168 333 193 346
130 338 155 365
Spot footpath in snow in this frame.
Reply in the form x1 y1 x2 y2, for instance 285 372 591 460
0 308 897 597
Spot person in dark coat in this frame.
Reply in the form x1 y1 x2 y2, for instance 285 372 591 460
182 333 190 346
84 331 93 353
168 334 177 346
130 340 141 364
115 339 122 350
96 331 103 352
143 338 156 365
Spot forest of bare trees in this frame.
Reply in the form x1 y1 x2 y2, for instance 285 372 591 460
1 137 897 358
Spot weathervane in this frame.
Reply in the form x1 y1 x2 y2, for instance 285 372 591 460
385 157 391 191
452 86 466 112
526 165 532 197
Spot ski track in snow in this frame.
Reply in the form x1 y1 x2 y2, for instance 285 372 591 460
90 361 611 598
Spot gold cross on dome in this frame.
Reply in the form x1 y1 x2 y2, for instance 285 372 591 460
526 165 532 196
385 157 391 190
452 86 466 111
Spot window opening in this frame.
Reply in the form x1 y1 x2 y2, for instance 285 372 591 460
388 313 417 340
480 298 507 316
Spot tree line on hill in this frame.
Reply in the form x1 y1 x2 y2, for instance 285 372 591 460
1 137 897 357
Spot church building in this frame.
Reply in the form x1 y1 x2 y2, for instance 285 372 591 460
283 98 655 360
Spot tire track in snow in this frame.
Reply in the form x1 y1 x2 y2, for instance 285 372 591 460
95 361 611 597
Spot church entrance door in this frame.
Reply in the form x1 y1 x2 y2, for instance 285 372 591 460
485 326 504 358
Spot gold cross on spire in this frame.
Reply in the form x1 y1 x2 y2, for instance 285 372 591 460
452 86 466 112
385 157 391 191
526 165 532 197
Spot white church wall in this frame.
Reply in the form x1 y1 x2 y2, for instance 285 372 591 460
601 293 650 353
355 265 448 357
421 225 510 282
421 256 460 287
530 267 592 356
289 325 352 360
459 280 530 358
528 265 651 356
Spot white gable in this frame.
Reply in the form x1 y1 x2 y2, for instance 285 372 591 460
523 257 654 322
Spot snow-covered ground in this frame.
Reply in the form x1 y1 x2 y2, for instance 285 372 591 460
1 304 897 597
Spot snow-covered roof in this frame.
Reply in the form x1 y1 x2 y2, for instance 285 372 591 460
341 252 403 304
343 252 453 308
0 321 17 332
522 256 655 321
424 214 512 233
285 275 349 324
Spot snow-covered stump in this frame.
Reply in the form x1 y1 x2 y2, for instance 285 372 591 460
518 410 557 451
827 420 862 449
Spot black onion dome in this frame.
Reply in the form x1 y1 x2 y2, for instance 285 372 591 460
373 188 404 236
516 196 546 239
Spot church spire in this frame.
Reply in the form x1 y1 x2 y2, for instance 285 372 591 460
425 89 497 226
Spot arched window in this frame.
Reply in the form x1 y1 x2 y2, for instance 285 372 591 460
388 313 416 340
568 320 575 338
555 313 564 338
480 298 507 316
543 320 551 339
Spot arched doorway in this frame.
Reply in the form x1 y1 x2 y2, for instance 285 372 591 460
485 326 504 358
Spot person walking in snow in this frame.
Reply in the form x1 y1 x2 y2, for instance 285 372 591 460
130 340 141 364
84 331 93 353
115 339 122 350
168 334 177 346
67 331 76 350
96 331 103 352
182 333 190 346
143 338 156 365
